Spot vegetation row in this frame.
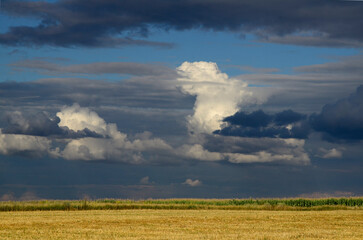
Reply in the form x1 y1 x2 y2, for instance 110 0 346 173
0 198 362 212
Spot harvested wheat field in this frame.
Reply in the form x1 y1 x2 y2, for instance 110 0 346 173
0 209 362 240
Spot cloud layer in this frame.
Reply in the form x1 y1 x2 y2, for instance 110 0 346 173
1 0 363 47
1 62 361 166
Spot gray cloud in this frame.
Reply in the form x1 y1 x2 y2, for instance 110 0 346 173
11 60 175 76
0 75 192 110
258 34 363 48
294 55 363 75
310 85 363 141
235 55 363 113
1 0 363 47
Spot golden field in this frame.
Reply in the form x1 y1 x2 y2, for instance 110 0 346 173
0 209 362 239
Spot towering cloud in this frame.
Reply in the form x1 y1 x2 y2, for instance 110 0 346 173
177 61 250 134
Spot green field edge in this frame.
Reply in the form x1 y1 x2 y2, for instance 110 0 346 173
1 198 363 211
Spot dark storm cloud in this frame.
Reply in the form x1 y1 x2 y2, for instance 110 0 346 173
2 111 102 138
215 109 309 139
11 59 174 76
223 110 273 128
310 85 363 141
275 110 307 126
1 0 363 47
217 85 363 142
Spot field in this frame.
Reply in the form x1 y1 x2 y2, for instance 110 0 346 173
0 198 362 239
1 209 362 239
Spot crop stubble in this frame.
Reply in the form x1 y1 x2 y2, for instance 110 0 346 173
0 209 362 239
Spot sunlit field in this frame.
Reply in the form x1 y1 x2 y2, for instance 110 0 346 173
1 209 362 240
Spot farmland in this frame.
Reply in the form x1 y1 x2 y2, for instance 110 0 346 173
1 209 362 239
0 198 362 239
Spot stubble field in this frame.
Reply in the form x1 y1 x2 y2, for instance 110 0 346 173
0 209 362 240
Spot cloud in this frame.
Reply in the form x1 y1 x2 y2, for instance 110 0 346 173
294 55 363 75
175 135 310 165
140 176 150 185
0 73 190 110
0 193 16 201
177 61 250 134
310 85 363 141
179 144 223 161
183 179 202 187
1 0 362 47
0 104 173 163
57 104 173 162
232 55 363 114
0 130 59 158
11 60 174 76
258 33 363 48
56 104 116 137
230 65 280 74
319 148 343 159
215 109 309 139
2 110 103 139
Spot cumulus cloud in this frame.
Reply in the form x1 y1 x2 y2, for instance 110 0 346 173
57 104 117 138
57 104 172 162
0 129 59 158
0 104 172 163
2 110 102 138
177 61 250 134
183 179 202 187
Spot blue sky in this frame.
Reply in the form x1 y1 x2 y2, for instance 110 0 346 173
0 0 362 200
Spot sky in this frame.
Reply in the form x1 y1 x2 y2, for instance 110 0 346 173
0 0 362 200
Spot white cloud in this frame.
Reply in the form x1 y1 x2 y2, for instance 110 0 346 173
319 148 343 159
0 130 59 158
179 137 310 165
140 176 150 184
57 105 172 162
57 103 119 137
177 61 251 134
179 144 223 161
229 138 310 165
183 178 202 187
